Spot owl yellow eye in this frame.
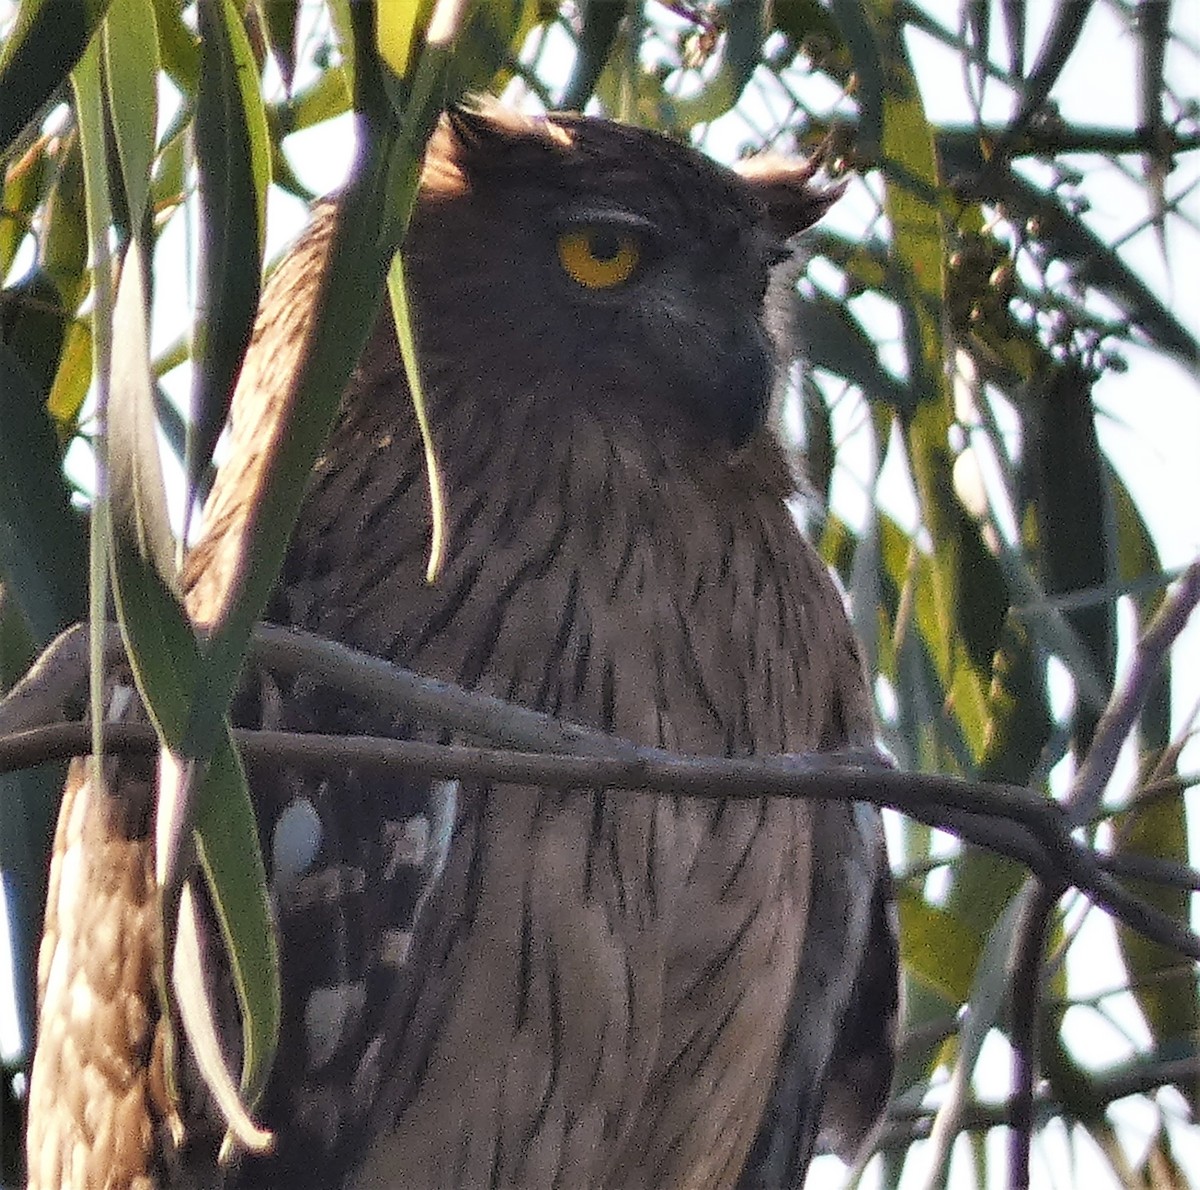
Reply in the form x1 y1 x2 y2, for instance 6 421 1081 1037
556 228 641 289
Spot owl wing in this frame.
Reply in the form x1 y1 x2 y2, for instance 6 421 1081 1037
24 661 457 1189
738 800 898 1189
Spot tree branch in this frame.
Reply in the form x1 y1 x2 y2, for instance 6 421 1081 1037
3 718 1199 961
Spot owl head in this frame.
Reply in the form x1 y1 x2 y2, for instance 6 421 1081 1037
400 105 837 449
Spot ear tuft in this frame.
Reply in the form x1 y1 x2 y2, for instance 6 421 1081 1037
446 100 573 154
420 101 573 198
735 154 846 239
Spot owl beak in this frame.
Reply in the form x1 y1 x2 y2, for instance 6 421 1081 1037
698 317 774 448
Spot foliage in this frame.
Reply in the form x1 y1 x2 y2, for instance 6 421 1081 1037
1 1 1197 1186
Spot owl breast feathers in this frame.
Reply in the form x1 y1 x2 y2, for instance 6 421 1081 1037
28 105 898 1189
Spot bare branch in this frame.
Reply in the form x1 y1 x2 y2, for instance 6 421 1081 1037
878 1052 1200 1150
1066 557 1200 828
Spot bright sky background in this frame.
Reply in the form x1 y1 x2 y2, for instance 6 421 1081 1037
2 3 1198 1187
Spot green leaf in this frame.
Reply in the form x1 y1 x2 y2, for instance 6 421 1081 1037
71 12 116 788
39 132 90 313
258 0 299 92
109 237 175 594
388 254 446 580
560 0 628 111
921 893 1027 1190
977 615 1053 788
188 0 271 520
46 317 94 430
791 296 912 412
270 61 351 139
1025 363 1115 746
1111 473 1170 750
450 0 541 98
0 0 112 155
182 0 483 765
192 734 280 1111
671 1 770 126
0 133 47 279
183 134 412 764
150 0 200 92
375 0 435 80
0 340 87 644
106 237 280 1122
102 0 159 229
843 2 997 758
1109 480 1196 1093
897 887 980 1003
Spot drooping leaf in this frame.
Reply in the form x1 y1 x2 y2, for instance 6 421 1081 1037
106 237 280 1121
150 0 200 92
1109 476 1197 1097
102 0 159 230
258 0 299 92
1024 362 1115 747
0 0 113 155
181 0 491 765
560 0 629 111
38 131 90 314
0 340 87 643
187 0 271 526
841 2 997 765
897 887 980 1004
790 295 913 413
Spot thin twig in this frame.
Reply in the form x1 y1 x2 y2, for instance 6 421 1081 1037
878 1051 1200 1148
1066 558 1200 828
1007 880 1058 1190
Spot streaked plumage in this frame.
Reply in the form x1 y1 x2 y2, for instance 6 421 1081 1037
29 106 897 1189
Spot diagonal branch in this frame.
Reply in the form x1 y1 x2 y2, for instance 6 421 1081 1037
3 719 1198 961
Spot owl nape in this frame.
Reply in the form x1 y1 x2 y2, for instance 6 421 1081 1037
27 104 898 1190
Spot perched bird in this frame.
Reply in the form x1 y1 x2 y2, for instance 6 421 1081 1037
28 105 898 1188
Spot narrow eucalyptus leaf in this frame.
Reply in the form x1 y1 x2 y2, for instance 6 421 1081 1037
559 0 627 110
0 0 113 154
671 1 768 126
258 0 299 92
1027 363 1114 745
192 733 280 1109
188 0 270 517
0 341 86 644
109 237 177 589
102 0 159 229
150 0 200 92
184 135 413 763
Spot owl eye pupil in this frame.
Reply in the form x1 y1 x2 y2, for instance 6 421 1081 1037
587 230 623 262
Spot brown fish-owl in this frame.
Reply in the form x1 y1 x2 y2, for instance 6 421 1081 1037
27 106 898 1188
